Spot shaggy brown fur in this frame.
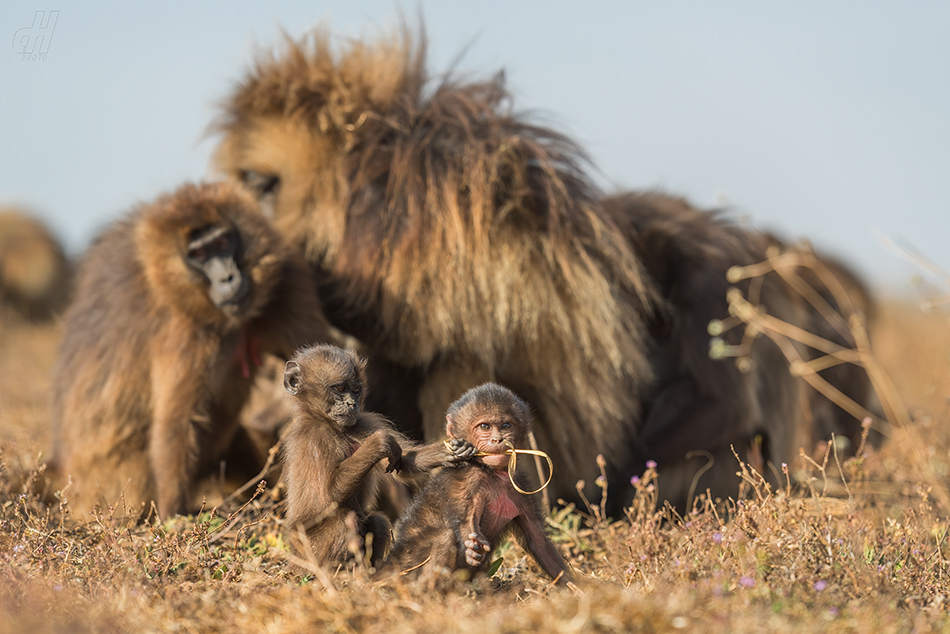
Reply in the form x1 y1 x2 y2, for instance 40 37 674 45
49 182 331 518
213 27 878 511
0 208 70 322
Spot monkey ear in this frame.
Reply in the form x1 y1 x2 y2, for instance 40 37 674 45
445 414 457 439
283 360 302 395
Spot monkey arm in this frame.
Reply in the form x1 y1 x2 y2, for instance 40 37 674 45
459 488 491 568
149 333 208 518
326 431 400 503
515 514 572 584
395 437 470 473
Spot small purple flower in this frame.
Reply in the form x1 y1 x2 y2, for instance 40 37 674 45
712 532 722 544
739 576 755 587
596 475 606 486
646 460 657 469
829 606 839 617
814 580 827 592
630 475 640 485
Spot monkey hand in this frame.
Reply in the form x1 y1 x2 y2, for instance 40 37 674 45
381 433 403 473
444 437 478 464
464 532 491 568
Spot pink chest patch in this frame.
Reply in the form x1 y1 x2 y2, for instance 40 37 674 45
233 330 262 379
487 494 519 522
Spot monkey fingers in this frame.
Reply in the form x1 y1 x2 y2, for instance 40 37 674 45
382 434 403 473
463 532 491 568
445 437 478 462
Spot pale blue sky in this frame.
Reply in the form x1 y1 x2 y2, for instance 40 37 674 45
2 1 948 292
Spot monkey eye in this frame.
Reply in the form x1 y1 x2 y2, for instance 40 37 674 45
241 170 281 197
479 422 492 431
501 422 512 429
351 385 361 394
188 246 208 261
211 233 231 252
333 384 347 393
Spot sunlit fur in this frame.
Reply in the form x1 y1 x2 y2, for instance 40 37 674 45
213 26 878 510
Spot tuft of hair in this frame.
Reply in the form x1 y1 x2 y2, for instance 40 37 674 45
447 382 532 429
287 344 368 393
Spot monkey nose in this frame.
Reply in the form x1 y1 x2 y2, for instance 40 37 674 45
207 258 249 309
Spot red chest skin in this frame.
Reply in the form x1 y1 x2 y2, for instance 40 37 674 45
232 329 262 378
478 469 522 538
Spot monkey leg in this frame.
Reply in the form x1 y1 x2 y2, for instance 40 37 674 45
363 512 393 569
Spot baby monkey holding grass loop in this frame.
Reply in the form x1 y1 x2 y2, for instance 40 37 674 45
280 344 474 569
382 383 572 585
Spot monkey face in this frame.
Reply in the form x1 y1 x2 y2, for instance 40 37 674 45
469 417 517 469
284 345 369 429
184 224 250 318
325 380 362 428
446 383 532 470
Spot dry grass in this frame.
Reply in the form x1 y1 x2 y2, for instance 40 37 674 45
2 299 950 633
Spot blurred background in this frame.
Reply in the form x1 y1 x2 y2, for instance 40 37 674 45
2 1 948 294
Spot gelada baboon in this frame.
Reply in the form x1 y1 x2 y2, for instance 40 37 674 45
603 192 880 505
48 182 331 518
382 383 571 585
213 26 878 511
0 208 70 322
281 344 471 568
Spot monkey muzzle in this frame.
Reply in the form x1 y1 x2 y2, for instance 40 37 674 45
206 257 250 315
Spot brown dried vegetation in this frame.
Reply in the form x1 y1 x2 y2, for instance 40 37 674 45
2 297 950 632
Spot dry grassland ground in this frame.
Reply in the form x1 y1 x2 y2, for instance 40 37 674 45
2 299 950 633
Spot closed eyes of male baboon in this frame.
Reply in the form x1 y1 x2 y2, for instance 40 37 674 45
48 181 332 519
381 383 571 585
213 25 881 513
280 344 471 569
0 208 71 322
